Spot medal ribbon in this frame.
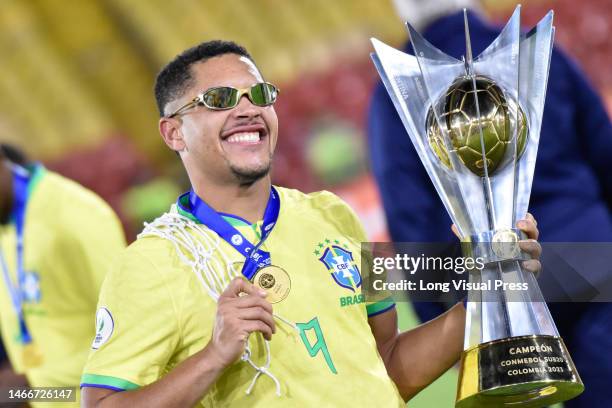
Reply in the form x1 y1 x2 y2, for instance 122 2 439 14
0 166 33 344
177 187 280 280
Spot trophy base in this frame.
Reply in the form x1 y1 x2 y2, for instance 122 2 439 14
456 335 584 408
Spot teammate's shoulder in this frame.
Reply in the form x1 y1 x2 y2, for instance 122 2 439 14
36 169 116 215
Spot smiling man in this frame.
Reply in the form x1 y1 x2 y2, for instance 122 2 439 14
80 40 541 407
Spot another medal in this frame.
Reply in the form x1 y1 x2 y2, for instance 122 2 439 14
22 342 43 368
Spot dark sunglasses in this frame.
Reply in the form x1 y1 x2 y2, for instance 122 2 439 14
167 82 279 117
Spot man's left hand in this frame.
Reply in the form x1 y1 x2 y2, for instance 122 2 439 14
517 213 541 276
451 212 542 276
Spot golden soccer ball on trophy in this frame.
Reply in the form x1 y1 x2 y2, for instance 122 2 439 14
426 75 528 176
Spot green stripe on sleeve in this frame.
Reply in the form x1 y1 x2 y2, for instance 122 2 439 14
81 373 140 391
366 297 396 317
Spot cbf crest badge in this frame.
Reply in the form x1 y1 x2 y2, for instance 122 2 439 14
315 239 361 292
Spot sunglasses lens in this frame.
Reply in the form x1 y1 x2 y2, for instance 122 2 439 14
203 87 238 109
201 84 278 110
250 83 278 106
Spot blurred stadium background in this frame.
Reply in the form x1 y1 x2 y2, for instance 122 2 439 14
1 0 610 406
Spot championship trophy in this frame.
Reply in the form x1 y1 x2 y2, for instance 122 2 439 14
371 7 584 407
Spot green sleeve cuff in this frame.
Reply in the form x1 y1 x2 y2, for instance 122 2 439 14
366 297 396 317
81 373 140 391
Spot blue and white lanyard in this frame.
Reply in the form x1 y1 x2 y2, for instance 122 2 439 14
0 167 33 344
177 187 280 280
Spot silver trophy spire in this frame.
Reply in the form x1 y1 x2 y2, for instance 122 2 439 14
371 7 583 407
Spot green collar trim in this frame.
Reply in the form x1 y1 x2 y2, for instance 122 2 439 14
176 194 200 223
176 194 259 233
27 164 45 196
223 215 250 227
7 164 46 224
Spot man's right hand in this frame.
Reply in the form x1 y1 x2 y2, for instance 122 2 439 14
207 277 276 368
83 277 276 408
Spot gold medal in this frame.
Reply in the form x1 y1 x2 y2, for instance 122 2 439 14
22 342 43 368
229 262 291 303
252 265 291 304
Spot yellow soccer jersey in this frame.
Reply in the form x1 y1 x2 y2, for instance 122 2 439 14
81 187 402 407
0 165 125 405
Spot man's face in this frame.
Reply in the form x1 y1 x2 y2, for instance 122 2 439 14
169 54 279 185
